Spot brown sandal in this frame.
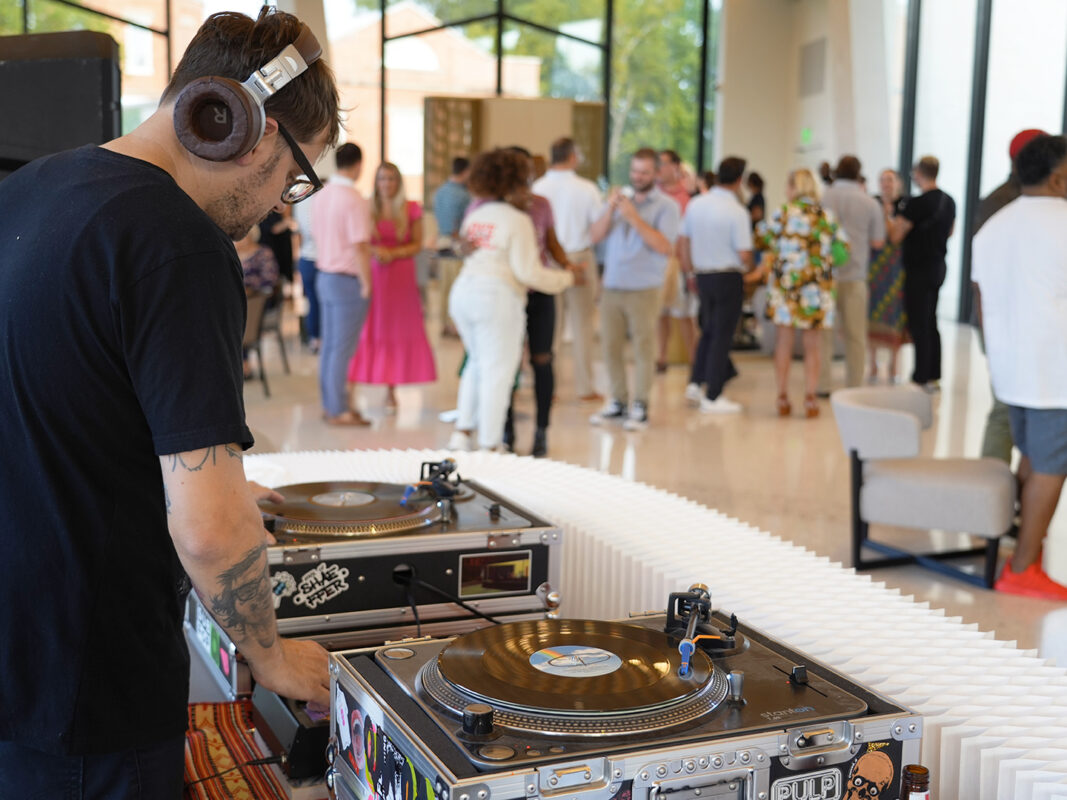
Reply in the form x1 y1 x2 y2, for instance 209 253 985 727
804 394 820 418
776 395 791 417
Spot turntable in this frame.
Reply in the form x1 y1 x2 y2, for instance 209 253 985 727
186 460 562 701
328 587 922 800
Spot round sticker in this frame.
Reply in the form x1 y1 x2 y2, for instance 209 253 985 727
529 645 622 678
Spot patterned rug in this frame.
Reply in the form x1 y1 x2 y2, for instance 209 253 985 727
184 701 287 800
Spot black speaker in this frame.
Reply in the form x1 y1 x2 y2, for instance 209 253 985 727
0 30 121 177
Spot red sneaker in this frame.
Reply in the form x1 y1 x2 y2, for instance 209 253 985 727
994 562 1067 601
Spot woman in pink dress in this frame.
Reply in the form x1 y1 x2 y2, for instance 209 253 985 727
348 163 437 411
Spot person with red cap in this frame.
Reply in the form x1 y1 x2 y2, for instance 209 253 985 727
972 128 1047 464
973 133 1067 601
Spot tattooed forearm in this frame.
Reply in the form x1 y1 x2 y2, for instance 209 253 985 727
209 542 277 650
167 444 243 472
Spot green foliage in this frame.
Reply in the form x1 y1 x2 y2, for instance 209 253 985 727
377 0 717 182
2 0 116 37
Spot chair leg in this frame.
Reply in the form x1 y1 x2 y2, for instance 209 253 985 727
257 344 270 398
983 535 1002 588
275 328 290 374
850 450 866 569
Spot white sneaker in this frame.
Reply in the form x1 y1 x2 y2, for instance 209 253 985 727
590 399 627 425
699 395 742 414
446 430 472 450
622 401 649 431
684 383 703 405
438 408 460 423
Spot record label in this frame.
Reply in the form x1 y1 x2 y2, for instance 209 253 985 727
529 645 622 678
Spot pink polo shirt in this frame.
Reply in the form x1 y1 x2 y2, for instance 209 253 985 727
311 175 372 276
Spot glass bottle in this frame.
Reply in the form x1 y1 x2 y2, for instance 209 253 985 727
900 764 930 799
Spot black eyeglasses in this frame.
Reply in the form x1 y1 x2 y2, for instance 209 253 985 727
276 123 323 204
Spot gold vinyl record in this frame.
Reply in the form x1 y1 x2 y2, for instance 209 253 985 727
259 481 440 537
435 619 715 714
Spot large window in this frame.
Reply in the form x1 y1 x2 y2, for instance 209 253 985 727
5 0 171 135
911 0 978 320
980 0 1067 196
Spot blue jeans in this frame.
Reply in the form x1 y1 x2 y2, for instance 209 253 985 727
297 257 320 341
316 271 369 417
0 735 184 799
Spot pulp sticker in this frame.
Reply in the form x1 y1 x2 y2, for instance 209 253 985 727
271 571 296 609
293 562 350 610
771 768 840 800
529 645 622 678
770 743 899 800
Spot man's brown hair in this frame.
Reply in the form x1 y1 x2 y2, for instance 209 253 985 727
633 147 658 165
834 155 862 181
914 155 940 180
162 8 341 148
550 137 575 165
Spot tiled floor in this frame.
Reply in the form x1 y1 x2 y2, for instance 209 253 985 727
244 294 1067 666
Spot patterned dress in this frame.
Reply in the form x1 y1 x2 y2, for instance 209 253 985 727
867 197 908 345
756 198 845 330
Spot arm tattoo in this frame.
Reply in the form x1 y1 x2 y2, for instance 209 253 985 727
209 543 277 650
164 484 172 515
168 445 243 472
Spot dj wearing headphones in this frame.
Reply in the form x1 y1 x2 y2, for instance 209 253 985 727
0 9 341 797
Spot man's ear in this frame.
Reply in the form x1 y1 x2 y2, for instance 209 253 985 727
234 117 280 167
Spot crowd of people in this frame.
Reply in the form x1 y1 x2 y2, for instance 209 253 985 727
284 137 964 447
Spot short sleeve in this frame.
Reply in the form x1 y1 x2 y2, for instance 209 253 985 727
120 252 253 455
733 207 754 252
408 201 423 222
901 195 923 223
656 200 680 244
348 193 373 244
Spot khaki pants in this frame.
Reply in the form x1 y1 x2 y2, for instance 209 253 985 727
600 287 660 406
819 280 868 391
437 254 463 331
559 249 599 396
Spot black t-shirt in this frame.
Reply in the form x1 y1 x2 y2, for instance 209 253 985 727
0 146 253 755
900 188 956 281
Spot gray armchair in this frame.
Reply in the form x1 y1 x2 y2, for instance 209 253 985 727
831 386 1016 587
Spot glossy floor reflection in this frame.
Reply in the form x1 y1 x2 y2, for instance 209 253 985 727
244 300 1067 665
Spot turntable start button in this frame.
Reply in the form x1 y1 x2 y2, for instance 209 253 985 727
382 648 415 660
478 745 516 762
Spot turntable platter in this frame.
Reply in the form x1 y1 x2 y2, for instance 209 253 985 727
417 620 730 736
260 481 440 537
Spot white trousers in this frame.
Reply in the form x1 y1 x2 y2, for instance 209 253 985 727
449 274 526 449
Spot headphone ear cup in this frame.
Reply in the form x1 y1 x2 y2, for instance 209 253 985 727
173 77 264 162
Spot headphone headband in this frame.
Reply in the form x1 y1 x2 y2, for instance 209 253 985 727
173 22 324 162
240 24 322 106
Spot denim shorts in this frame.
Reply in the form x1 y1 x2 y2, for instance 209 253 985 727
1007 404 1067 475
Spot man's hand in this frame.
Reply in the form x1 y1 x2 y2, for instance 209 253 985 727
457 237 479 259
686 273 698 294
248 481 283 504
616 196 640 225
566 261 586 286
249 638 331 707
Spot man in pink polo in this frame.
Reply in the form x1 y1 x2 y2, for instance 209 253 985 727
312 143 373 425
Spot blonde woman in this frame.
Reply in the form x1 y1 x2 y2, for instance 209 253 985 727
753 168 848 418
347 163 436 411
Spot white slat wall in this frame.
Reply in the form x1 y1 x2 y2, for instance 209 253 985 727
247 450 1067 800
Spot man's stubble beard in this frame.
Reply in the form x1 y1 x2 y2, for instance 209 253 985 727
206 148 284 240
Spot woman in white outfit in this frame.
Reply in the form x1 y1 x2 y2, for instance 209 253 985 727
448 150 583 450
